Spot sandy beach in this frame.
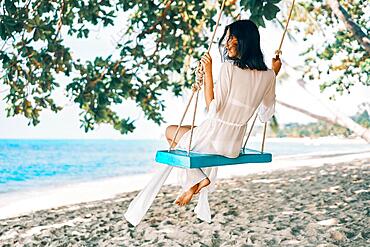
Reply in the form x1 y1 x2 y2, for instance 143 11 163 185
0 154 369 246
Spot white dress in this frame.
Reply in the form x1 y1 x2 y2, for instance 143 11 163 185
124 61 276 226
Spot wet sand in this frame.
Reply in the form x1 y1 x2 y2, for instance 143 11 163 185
0 158 369 246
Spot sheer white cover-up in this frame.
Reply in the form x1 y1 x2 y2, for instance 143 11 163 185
124 62 276 226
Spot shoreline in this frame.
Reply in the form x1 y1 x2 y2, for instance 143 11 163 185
1 148 369 220
0 136 367 142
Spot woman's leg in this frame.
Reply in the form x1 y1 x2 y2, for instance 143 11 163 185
124 125 193 225
165 124 192 148
194 168 210 194
175 168 211 206
165 125 211 206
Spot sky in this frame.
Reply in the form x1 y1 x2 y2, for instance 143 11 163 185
1 8 369 140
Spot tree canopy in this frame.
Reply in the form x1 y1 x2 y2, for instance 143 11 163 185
0 0 281 134
1 0 367 135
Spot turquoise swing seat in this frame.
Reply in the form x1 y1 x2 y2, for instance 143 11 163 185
155 148 272 169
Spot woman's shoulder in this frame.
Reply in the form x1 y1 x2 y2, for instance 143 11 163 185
258 68 275 75
221 61 234 70
250 68 276 83
221 62 275 80
219 61 235 78
225 62 272 73
257 68 276 79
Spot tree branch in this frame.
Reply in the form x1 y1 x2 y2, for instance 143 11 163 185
55 0 66 38
327 0 370 53
276 99 336 124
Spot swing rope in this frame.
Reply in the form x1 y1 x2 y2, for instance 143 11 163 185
168 0 227 152
169 0 296 155
275 0 296 57
242 113 258 150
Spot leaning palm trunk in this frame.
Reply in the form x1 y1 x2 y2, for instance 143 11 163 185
277 99 370 143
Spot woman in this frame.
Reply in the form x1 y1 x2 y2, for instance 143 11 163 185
125 19 282 226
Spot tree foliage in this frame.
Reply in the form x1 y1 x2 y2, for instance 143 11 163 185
290 0 369 98
0 0 281 134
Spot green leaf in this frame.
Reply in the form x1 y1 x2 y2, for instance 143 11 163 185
33 28 40 41
263 3 280 20
250 15 265 28
5 0 17 15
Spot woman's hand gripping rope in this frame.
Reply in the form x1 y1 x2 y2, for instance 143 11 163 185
192 61 204 92
192 53 212 92
272 50 282 75
200 53 212 75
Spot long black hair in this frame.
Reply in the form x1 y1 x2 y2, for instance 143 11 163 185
218 19 268 71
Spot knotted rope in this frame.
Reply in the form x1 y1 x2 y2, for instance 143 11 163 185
169 0 227 153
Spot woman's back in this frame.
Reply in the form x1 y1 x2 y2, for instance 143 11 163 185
211 61 276 127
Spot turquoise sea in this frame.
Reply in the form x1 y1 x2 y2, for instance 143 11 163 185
0 139 368 194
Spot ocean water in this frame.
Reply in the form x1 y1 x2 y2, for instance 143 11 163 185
0 138 368 194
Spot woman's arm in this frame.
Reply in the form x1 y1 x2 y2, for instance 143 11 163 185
200 53 214 111
258 56 282 122
204 70 214 111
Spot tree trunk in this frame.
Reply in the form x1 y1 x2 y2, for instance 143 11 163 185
277 100 370 143
277 100 336 124
327 0 370 53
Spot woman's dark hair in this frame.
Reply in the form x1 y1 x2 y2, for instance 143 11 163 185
218 19 268 71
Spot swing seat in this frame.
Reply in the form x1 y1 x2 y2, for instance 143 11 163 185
155 148 272 169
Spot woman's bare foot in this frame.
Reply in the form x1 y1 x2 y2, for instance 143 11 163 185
175 184 198 206
175 178 211 206
175 190 194 206
194 177 210 194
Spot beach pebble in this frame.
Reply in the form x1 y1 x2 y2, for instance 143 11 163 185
317 218 338 226
330 230 345 241
305 223 318 236
280 239 301 245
